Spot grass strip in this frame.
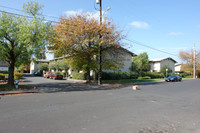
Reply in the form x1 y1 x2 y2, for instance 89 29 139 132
103 79 164 84
0 84 34 91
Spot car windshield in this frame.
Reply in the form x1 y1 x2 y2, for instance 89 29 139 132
168 75 176 78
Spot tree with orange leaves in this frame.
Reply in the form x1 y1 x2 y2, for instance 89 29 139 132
179 49 200 75
48 14 124 82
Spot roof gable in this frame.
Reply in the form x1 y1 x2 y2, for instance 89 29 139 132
104 46 137 57
149 57 177 63
0 61 9 67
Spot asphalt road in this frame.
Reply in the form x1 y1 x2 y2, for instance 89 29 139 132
20 75 99 92
0 79 200 133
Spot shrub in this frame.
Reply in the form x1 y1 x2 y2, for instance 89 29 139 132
60 72 68 78
137 76 151 80
127 72 139 79
102 72 111 80
0 73 5 80
14 72 23 80
102 71 130 80
185 75 192 78
180 72 191 78
72 72 86 80
3 71 8 74
101 71 165 80
145 72 164 79
0 72 22 81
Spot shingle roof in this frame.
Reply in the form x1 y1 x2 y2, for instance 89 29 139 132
49 46 137 62
0 61 9 67
149 57 177 63
104 46 137 56
117 46 137 56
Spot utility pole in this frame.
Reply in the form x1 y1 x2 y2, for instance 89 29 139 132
96 0 102 85
193 42 196 79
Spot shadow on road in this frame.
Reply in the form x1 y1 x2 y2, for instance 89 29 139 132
25 81 168 93
22 73 167 93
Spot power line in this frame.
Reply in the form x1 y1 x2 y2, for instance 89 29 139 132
124 38 179 57
0 5 59 19
0 10 58 23
0 8 179 58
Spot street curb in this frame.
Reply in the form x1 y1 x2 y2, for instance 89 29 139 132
0 91 39 96
0 79 194 95
101 81 165 88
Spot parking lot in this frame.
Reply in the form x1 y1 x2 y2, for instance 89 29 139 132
21 74 97 92
1 77 200 133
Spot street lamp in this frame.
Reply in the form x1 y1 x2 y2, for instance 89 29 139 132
166 68 168 77
96 0 100 4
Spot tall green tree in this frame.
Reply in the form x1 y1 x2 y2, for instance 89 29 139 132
0 1 51 86
48 14 123 82
49 61 57 71
38 63 49 73
57 59 69 72
131 52 149 74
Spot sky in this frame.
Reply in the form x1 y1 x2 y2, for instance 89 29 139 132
0 0 200 63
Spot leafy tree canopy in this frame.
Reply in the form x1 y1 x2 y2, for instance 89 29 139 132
179 50 200 74
38 63 49 72
0 1 51 86
131 52 149 73
48 13 124 82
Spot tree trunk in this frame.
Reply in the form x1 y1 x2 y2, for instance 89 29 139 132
86 52 91 83
8 59 15 87
98 45 102 85
86 68 91 83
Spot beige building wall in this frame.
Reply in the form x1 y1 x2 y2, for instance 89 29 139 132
103 47 134 73
149 58 177 73
160 59 175 73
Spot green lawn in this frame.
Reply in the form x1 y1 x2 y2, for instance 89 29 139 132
0 84 34 91
102 78 164 84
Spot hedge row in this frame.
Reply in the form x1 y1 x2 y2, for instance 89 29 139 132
137 76 151 80
72 72 87 80
0 73 4 80
102 71 165 80
0 72 23 80
14 72 23 80
71 71 191 80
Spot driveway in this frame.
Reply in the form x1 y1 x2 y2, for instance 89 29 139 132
1 79 200 133
21 74 100 93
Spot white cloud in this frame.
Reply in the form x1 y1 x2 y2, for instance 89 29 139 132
169 32 183 36
130 21 150 29
64 9 83 16
64 9 101 20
